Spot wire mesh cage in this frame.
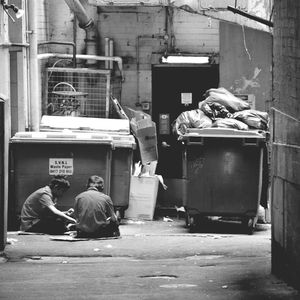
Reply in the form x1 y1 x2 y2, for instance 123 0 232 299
44 67 122 118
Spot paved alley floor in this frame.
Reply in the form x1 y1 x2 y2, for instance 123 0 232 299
1 218 299 299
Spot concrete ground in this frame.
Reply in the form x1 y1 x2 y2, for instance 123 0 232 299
1 217 299 299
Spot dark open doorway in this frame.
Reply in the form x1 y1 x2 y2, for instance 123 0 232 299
152 64 219 207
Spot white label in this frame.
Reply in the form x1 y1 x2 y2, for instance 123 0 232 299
181 93 192 105
49 158 73 175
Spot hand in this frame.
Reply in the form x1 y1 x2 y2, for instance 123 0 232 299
68 216 77 223
65 208 74 216
66 223 77 231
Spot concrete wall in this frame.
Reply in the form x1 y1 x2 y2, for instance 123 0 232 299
220 21 272 111
272 0 300 289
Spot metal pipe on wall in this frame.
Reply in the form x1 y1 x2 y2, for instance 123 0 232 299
105 37 109 69
109 39 114 70
37 53 124 81
28 0 40 132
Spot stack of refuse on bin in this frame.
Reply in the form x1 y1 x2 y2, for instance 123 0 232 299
173 88 270 234
173 87 269 135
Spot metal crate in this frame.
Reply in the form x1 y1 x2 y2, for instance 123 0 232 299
44 68 116 118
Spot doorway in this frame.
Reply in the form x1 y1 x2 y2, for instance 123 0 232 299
152 64 219 207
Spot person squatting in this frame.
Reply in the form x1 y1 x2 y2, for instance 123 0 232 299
20 175 120 238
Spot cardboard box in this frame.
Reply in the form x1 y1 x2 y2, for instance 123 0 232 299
135 123 158 164
125 107 158 164
125 176 159 220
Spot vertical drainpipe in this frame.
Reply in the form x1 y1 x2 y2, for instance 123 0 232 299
109 39 114 70
105 37 109 69
28 0 40 131
64 0 98 67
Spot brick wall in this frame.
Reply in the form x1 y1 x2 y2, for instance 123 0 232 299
97 6 219 107
45 1 272 109
272 0 300 289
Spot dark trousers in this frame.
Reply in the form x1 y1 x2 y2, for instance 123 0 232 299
76 221 120 238
27 215 67 235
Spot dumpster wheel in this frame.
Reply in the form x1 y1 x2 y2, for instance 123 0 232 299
189 216 197 233
242 216 257 235
185 212 191 229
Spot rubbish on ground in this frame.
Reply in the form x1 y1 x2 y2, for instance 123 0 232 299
163 217 173 222
175 206 185 212
126 220 145 224
222 285 228 289
6 238 18 245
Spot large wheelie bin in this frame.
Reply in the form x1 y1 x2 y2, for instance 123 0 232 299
110 134 136 220
9 131 113 230
180 128 266 234
39 115 135 220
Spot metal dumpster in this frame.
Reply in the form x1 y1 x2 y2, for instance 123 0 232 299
180 128 266 234
9 131 113 230
110 134 136 219
39 115 136 219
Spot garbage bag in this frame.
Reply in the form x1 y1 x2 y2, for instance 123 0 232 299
212 118 249 130
200 87 251 112
200 101 232 120
233 109 269 130
173 109 213 135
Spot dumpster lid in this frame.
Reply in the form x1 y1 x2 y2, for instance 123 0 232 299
40 115 130 135
180 128 267 139
10 131 113 145
110 134 136 149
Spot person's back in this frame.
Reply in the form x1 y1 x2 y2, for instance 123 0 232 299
74 187 114 233
74 175 119 238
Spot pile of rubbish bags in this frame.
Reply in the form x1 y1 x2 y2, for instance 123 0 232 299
173 87 269 135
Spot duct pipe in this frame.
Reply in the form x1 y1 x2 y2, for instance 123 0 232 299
28 0 40 131
64 0 98 66
37 53 124 81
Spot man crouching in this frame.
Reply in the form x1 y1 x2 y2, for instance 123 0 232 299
73 175 120 238
20 176 76 234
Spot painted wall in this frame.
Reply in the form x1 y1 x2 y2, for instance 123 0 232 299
271 0 300 289
219 21 272 111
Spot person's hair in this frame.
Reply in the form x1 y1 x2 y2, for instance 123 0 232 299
49 176 70 190
87 175 104 191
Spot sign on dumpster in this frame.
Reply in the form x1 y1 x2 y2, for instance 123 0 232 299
49 158 73 175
